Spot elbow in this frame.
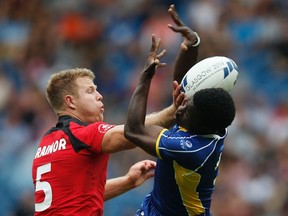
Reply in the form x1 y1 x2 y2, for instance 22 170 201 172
124 123 143 143
124 124 133 140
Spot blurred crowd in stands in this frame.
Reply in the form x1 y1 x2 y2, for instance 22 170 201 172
0 0 287 215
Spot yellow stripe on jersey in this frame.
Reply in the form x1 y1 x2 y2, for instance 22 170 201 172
173 161 205 215
178 126 188 132
155 128 168 159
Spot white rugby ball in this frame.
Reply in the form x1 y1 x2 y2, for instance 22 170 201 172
180 56 239 98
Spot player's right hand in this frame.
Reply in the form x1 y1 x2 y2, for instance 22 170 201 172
142 34 166 79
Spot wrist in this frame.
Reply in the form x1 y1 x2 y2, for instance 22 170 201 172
168 104 176 114
184 32 200 48
125 174 137 189
191 32 200 47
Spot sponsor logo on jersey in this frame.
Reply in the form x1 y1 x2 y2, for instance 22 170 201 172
185 140 193 148
180 140 186 149
180 140 193 150
98 124 114 133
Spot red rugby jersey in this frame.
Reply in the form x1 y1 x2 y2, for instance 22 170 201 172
32 115 114 216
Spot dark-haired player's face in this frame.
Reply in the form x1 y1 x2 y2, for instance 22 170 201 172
175 100 200 132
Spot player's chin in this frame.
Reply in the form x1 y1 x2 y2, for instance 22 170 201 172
90 113 104 123
98 114 104 122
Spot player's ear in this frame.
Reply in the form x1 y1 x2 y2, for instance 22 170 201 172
65 95 76 109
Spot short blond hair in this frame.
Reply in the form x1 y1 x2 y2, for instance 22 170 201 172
46 68 95 114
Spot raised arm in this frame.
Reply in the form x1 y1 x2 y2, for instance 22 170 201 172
124 35 166 157
143 5 200 129
168 4 200 83
102 5 200 154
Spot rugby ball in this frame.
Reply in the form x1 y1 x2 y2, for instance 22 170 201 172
180 56 239 98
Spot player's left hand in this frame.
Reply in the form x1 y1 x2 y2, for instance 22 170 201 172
173 80 187 110
125 160 156 188
168 4 200 51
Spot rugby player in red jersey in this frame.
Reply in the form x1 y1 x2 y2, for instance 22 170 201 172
32 4 200 215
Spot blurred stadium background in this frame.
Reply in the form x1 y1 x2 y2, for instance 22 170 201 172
0 0 288 215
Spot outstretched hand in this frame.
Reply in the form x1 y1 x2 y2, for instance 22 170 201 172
104 160 156 201
168 4 200 51
125 160 156 188
142 34 166 79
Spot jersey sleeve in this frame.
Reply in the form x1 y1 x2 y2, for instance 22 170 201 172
69 121 115 153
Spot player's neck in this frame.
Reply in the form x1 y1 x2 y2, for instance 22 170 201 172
58 111 82 122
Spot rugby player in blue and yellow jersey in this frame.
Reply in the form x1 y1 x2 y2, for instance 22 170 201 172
124 35 236 216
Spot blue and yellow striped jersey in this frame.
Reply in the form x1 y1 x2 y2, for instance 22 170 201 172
137 124 227 216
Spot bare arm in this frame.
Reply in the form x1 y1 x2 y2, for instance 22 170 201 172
101 91 181 153
168 4 200 83
101 75 185 154
144 5 200 128
102 5 200 154
144 4 200 129
104 160 156 201
124 35 166 157
144 80 184 128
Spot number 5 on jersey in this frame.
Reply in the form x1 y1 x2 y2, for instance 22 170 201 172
35 163 52 212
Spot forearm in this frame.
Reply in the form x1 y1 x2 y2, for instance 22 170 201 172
173 45 199 83
145 104 175 128
144 40 201 129
105 160 156 201
126 80 150 133
104 176 134 201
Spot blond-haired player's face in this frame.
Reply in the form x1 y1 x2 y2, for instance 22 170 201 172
73 77 104 123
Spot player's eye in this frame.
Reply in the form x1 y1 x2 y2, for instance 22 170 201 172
87 87 94 93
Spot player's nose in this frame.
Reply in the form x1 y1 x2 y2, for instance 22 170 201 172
96 91 103 101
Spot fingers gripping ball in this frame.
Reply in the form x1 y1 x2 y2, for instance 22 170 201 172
180 56 239 98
